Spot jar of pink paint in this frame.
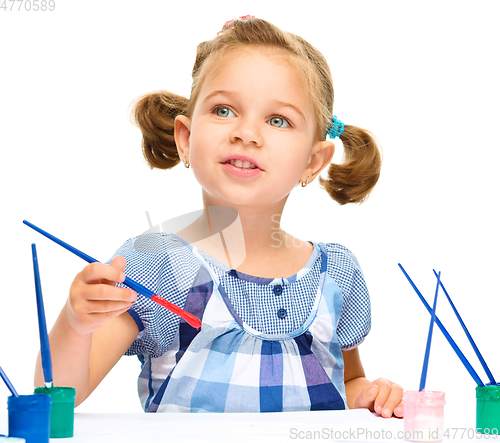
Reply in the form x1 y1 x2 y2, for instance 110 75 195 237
403 390 446 442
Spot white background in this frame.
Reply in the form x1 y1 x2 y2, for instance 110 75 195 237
0 0 499 422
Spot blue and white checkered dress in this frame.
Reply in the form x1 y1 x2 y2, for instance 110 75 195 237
111 233 371 412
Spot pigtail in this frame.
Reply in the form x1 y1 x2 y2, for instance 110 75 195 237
319 125 382 205
130 91 189 169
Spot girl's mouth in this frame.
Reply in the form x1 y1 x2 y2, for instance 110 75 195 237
226 159 257 169
221 154 263 171
222 162 263 178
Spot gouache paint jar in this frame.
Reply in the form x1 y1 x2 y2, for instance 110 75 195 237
34 386 76 438
8 394 51 443
403 390 446 442
476 384 500 435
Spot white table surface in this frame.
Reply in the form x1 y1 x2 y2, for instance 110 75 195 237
1 409 498 443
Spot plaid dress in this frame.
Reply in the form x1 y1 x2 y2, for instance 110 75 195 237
112 233 371 413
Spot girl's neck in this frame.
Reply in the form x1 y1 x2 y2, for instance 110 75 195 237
176 201 313 277
205 198 287 257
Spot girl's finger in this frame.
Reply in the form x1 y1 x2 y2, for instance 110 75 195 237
372 378 392 416
83 285 136 303
378 384 404 418
84 299 134 314
109 255 126 272
354 384 379 410
79 261 126 285
394 401 404 418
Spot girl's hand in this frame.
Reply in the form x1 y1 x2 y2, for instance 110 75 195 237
65 256 137 336
354 378 404 418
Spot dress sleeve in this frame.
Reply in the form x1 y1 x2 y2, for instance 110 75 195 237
105 234 200 360
324 243 371 350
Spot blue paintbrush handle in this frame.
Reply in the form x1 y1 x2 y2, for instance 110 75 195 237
123 276 154 299
433 269 496 385
23 220 202 329
24 220 98 263
32 244 53 387
23 220 152 300
419 271 440 391
0 365 19 397
398 263 484 387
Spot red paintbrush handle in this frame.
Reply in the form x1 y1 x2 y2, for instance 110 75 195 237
151 295 202 330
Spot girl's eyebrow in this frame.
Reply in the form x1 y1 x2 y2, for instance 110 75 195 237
202 90 306 122
272 100 306 122
202 90 238 104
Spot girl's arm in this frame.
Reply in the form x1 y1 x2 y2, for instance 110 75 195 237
343 348 404 418
34 256 138 406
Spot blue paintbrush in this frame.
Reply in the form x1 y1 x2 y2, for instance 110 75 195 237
432 269 496 385
0 364 19 397
398 263 484 386
23 220 202 329
419 271 440 391
32 243 53 388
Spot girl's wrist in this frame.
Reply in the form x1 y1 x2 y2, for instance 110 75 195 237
60 301 95 342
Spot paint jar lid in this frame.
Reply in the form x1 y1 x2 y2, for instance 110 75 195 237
402 390 446 406
476 384 500 399
7 394 51 412
0 437 26 442
34 386 76 401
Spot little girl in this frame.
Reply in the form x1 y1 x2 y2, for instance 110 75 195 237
35 16 403 417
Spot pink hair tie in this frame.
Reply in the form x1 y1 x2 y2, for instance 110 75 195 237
217 15 255 35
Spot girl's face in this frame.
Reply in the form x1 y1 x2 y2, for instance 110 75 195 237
176 47 331 211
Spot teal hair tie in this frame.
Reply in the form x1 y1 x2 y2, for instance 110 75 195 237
327 115 345 139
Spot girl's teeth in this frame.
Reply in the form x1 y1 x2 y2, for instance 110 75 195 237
229 159 256 169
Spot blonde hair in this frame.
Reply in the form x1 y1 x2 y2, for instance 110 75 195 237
131 17 381 204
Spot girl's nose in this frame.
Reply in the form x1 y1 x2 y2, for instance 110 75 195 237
230 117 263 147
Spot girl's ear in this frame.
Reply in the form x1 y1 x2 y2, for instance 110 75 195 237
306 140 335 182
174 115 192 160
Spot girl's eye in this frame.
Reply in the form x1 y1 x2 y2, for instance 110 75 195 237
215 107 235 118
269 116 290 128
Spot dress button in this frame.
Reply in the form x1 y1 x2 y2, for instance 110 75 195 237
277 308 287 319
273 285 283 295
